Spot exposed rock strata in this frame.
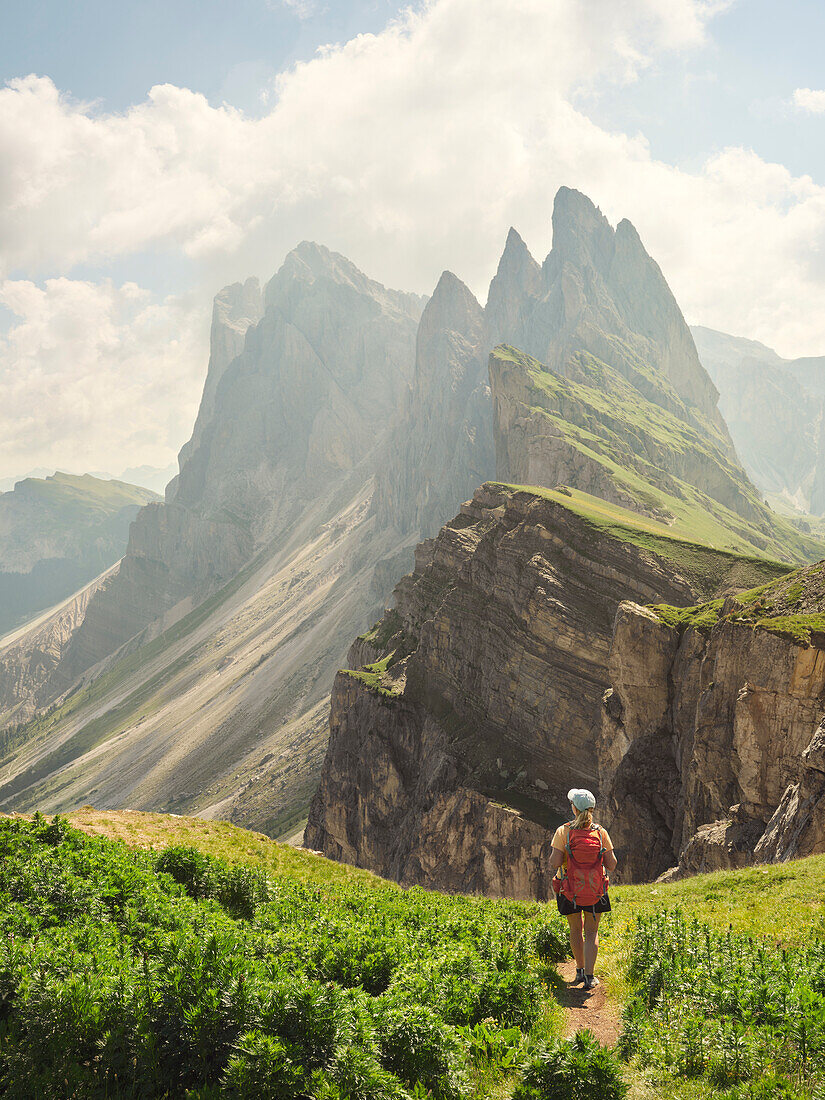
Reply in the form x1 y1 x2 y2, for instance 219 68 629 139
600 597 825 882
306 484 781 896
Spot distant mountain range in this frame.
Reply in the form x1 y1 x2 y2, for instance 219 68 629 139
0 464 177 497
0 472 158 636
692 325 825 516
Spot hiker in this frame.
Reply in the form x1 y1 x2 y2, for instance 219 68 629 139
549 788 617 991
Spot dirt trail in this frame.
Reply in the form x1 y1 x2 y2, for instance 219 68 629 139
555 960 621 1046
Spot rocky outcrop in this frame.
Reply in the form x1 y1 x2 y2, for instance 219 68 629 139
0 474 157 636
600 567 825 882
176 277 263 473
306 484 786 895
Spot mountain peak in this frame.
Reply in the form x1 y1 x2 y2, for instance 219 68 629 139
276 240 369 292
485 228 542 344
550 186 615 272
429 270 482 316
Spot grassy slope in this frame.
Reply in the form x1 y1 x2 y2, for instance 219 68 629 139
651 557 825 645
50 810 825 1099
57 807 824 944
493 345 825 565
488 482 793 598
5 471 158 517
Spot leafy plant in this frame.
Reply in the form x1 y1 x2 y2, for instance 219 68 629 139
514 1030 628 1100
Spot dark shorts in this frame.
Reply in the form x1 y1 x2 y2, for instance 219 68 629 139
556 890 611 917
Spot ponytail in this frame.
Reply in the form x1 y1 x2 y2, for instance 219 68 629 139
572 807 593 830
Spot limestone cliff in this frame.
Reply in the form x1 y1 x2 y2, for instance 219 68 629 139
0 247 423 836
373 272 493 537
600 563 825 882
305 484 788 896
5 245 423 712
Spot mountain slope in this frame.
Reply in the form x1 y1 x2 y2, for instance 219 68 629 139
0 473 158 635
0 247 423 833
692 324 825 514
490 345 822 562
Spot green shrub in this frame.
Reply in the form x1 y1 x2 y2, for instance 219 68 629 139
223 1031 310 1098
217 863 270 920
376 1002 467 1099
515 1030 628 1100
534 919 570 964
328 1045 410 1100
156 845 222 900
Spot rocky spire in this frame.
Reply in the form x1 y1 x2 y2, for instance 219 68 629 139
485 227 542 347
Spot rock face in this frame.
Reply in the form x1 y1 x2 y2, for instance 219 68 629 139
0 474 158 636
0 564 117 730
176 277 264 471
8 245 424 709
692 325 825 515
600 564 825 882
0 246 423 835
305 484 787 896
374 272 493 537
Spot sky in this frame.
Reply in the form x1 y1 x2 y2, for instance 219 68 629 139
2 0 825 479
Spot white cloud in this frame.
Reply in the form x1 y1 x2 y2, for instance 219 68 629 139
2 0 825 473
793 87 825 115
0 278 207 474
280 0 319 17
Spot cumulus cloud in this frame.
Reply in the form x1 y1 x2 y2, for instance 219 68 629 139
793 87 825 115
0 278 207 475
1 0 825 473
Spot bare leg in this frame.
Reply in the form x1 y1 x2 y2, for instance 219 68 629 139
566 913 584 969
583 911 601 975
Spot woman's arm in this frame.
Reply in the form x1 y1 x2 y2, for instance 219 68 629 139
603 849 617 873
549 848 564 873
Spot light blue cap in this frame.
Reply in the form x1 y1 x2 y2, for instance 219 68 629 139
568 788 596 811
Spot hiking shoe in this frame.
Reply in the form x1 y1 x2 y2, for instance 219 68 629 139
584 974 599 990
574 967 585 984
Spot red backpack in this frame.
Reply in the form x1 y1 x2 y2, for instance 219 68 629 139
560 823 608 907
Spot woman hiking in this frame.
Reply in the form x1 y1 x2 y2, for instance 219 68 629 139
549 788 617 991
